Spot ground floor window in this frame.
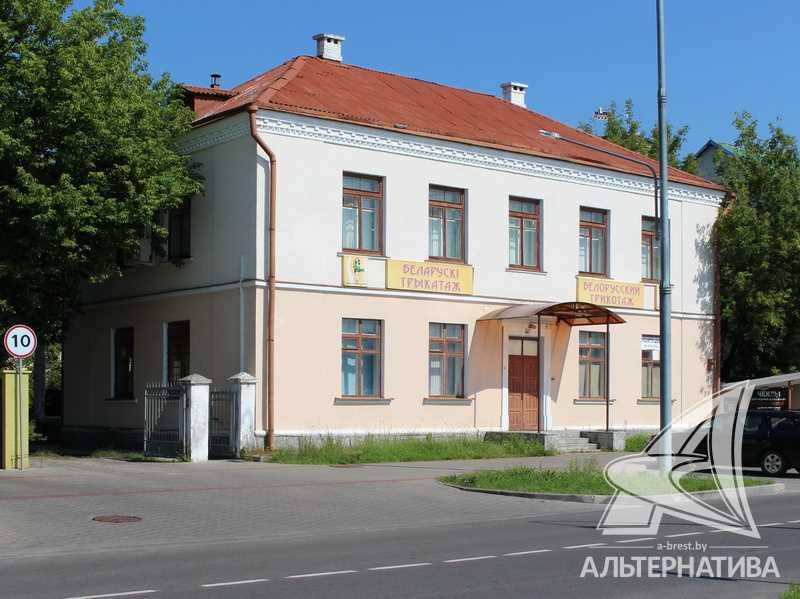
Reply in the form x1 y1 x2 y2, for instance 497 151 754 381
641 335 660 399
167 321 190 384
341 318 382 397
429 323 465 397
578 331 606 398
112 327 134 399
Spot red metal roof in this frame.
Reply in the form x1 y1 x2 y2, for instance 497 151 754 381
184 56 724 191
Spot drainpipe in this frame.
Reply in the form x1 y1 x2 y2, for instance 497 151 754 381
248 105 277 450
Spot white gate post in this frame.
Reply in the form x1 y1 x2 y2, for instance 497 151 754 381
228 372 257 453
179 373 211 462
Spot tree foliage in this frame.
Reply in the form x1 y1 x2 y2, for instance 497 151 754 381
0 0 200 343
716 113 800 380
580 99 698 174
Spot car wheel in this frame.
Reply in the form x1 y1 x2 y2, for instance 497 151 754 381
760 451 787 476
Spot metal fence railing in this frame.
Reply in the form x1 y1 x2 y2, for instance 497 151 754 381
143 384 186 458
209 386 239 458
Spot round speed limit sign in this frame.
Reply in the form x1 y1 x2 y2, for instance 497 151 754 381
3 324 37 359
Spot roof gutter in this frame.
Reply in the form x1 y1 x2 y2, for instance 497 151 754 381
248 105 277 450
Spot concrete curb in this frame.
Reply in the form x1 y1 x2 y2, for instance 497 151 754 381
440 481 786 504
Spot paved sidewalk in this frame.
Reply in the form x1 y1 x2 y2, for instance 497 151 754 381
0 453 620 558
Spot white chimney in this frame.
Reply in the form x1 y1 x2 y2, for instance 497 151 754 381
501 81 528 107
313 33 345 62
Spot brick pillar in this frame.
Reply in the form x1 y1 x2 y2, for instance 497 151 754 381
179 373 211 462
228 372 258 453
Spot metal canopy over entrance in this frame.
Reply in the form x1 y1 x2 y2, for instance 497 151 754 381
480 301 625 432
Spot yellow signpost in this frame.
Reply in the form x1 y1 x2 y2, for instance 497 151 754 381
577 276 645 309
386 260 474 295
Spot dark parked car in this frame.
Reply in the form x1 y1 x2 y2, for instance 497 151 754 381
696 410 800 475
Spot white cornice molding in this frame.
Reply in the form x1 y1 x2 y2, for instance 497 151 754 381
175 114 250 154
255 112 723 207
175 110 723 207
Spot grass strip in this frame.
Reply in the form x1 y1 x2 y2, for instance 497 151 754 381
264 435 553 464
441 461 769 496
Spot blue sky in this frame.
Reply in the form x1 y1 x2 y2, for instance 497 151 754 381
109 0 797 156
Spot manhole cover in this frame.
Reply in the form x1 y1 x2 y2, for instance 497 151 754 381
92 515 142 524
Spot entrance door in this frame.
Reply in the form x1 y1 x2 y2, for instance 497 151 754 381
508 338 539 431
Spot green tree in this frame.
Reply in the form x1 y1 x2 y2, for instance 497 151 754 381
0 0 200 346
580 99 698 174
716 112 800 380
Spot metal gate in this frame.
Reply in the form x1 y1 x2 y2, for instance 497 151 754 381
143 384 186 458
209 386 239 457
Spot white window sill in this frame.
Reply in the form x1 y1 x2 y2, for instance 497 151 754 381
637 398 677 405
337 252 389 261
506 268 547 276
334 397 393 405
573 398 616 405
423 397 472 405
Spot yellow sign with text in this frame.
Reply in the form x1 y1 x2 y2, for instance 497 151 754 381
386 260 474 295
577 276 644 309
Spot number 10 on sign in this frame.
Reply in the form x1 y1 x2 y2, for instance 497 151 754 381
3 324 37 470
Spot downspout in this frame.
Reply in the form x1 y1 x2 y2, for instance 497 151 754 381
248 105 277 450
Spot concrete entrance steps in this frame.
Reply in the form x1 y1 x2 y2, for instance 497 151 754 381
484 431 599 453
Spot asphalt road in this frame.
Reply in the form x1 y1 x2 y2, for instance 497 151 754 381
1 457 798 599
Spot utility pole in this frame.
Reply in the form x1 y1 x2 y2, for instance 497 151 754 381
656 0 672 471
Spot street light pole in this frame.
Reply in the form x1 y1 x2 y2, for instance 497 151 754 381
656 0 672 472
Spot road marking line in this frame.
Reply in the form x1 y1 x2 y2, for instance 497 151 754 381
65 592 158 599
787 519 800 524
563 543 606 549
617 537 655 543
503 549 552 556
443 555 497 563
285 570 357 579
759 522 783 527
666 532 701 538
200 579 269 588
368 563 432 571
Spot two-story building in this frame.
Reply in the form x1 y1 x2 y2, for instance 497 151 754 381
62 34 726 449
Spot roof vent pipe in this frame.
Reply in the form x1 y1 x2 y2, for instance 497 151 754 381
313 33 345 62
210 73 221 88
500 81 528 107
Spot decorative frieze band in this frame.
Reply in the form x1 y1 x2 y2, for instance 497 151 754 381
177 110 723 207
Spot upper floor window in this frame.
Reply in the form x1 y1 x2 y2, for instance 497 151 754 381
509 197 541 270
342 173 382 253
641 217 661 281
579 208 607 275
429 185 464 262
429 323 465 397
341 318 382 397
168 199 191 261
578 331 606 398
112 327 134 399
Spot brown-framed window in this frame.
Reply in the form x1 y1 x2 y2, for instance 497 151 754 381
641 335 660 399
113 327 134 399
578 331 606 398
167 321 190 384
341 318 382 397
429 323 465 397
579 208 608 275
641 217 661 281
342 173 382 253
429 185 465 262
509 197 541 269
168 199 191 260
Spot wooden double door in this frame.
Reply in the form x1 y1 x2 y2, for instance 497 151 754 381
508 338 539 431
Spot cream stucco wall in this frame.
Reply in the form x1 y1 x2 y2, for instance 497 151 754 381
63 288 256 431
